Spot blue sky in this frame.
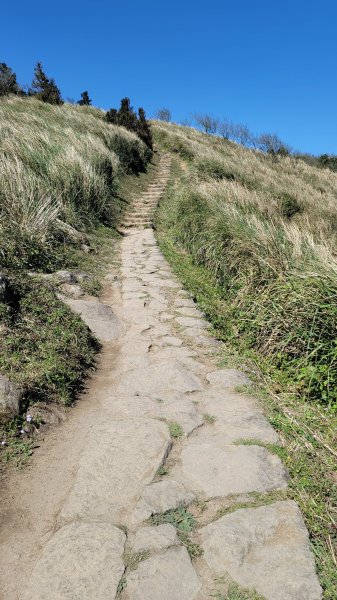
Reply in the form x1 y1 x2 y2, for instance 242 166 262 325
2 0 337 154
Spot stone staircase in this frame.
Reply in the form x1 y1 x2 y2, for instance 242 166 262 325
120 154 172 229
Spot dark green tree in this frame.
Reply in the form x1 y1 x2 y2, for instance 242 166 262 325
117 97 137 131
106 108 118 124
0 63 20 96
30 62 63 105
137 107 153 149
77 90 92 106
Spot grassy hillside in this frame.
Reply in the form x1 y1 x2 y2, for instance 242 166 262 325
0 96 150 271
153 121 337 598
0 97 152 467
154 121 337 407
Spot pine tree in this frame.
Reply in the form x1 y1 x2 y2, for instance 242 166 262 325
106 108 118 124
0 63 20 96
117 97 137 131
137 107 153 149
78 90 91 106
30 62 63 105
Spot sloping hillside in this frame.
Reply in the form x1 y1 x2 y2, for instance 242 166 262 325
154 120 337 406
0 96 150 270
153 121 337 597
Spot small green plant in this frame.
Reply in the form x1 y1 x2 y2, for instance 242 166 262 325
210 577 265 599
156 465 168 477
279 193 303 219
177 530 203 558
149 505 196 532
203 413 216 424
116 576 127 594
168 421 183 439
124 550 150 571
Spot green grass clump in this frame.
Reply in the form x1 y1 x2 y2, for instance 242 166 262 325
0 277 98 407
168 420 184 438
149 505 196 532
211 578 265 600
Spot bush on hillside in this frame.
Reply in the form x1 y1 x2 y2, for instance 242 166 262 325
155 108 171 122
78 91 92 106
29 62 63 105
106 97 153 150
0 63 21 96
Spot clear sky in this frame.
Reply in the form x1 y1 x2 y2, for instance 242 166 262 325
2 0 337 154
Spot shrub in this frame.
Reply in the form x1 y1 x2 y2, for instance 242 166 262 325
0 63 20 96
279 193 303 219
155 108 171 122
78 91 92 106
30 62 63 105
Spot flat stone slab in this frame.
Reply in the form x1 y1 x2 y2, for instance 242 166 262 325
23 522 125 600
61 418 171 523
172 441 288 497
123 547 201 600
132 479 195 525
132 524 177 552
199 501 322 600
198 389 279 443
115 361 203 397
62 297 121 342
176 306 204 318
175 316 208 329
206 369 251 389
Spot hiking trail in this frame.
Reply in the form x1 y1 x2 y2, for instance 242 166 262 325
0 153 322 600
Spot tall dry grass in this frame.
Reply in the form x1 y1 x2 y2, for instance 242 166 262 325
0 96 149 268
153 121 337 406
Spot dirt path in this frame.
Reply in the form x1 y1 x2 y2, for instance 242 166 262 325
0 154 322 599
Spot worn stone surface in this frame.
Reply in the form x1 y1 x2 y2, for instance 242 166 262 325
61 418 171 523
132 479 196 525
22 522 125 600
62 297 122 342
197 389 279 443
199 501 322 600
175 316 208 329
206 368 251 389
0 374 22 423
123 547 201 600
59 283 85 298
115 361 202 398
172 441 288 497
132 524 177 552
53 270 77 284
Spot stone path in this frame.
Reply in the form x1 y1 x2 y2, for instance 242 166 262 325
22 154 322 599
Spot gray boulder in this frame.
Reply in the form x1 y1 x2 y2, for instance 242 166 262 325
0 374 22 423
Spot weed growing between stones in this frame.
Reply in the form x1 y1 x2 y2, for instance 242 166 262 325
203 413 216 424
210 576 265 599
149 506 195 531
124 550 150 571
149 506 203 559
116 576 127 595
168 421 184 439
